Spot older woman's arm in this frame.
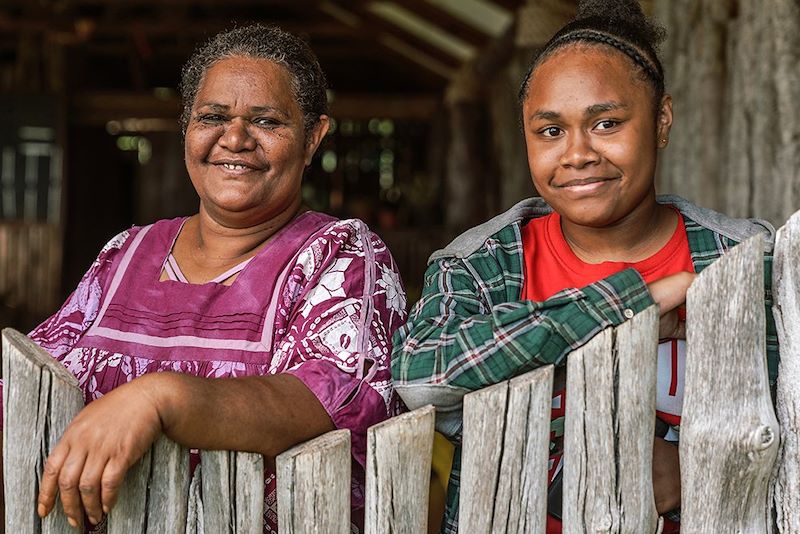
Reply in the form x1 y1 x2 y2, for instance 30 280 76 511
37 371 334 528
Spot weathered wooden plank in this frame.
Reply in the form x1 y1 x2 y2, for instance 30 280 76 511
277 429 351 534
681 235 779 532
365 405 435 534
563 305 660 533
613 306 660 533
145 436 191 534
185 466 204 534
772 210 800 532
493 366 553 534
2 328 82 533
460 380 509 532
233 452 264 534
201 450 233 534
107 448 152 534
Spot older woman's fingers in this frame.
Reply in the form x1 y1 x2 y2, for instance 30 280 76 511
56 450 89 528
79 455 109 525
100 458 129 513
38 443 71 518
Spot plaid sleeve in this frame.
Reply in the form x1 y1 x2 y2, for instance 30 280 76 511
391 253 654 410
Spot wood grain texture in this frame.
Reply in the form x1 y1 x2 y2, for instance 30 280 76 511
201 450 233 534
772 210 800 532
654 0 800 226
2 328 82 533
233 452 264 534
365 405 435 534
145 436 190 534
563 306 660 534
681 234 779 532
460 380 509 532
185 467 204 534
494 367 553 534
107 448 152 534
277 429 351 534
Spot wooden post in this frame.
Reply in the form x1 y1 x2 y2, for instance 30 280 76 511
460 367 552 533
2 328 83 532
276 429 351 534
201 450 264 534
681 235 779 531
365 405 435 534
144 436 191 534
562 306 660 533
772 210 800 531
107 448 152 534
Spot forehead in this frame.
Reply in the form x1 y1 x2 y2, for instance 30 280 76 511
194 56 297 107
524 45 651 114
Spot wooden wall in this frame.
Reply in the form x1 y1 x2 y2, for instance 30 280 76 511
654 0 800 226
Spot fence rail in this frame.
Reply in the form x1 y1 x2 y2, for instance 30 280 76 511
3 211 800 533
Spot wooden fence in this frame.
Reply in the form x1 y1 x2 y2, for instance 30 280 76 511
2 210 800 533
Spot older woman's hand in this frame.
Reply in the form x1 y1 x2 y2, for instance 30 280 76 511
37 378 163 528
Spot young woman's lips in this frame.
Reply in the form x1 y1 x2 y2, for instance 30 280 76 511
557 177 619 194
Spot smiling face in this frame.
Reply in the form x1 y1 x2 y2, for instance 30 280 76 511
522 45 672 230
184 56 328 227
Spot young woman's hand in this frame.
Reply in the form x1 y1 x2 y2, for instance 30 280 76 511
646 271 696 339
37 377 164 528
652 436 681 514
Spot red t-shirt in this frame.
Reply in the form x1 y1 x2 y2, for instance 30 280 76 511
521 210 692 534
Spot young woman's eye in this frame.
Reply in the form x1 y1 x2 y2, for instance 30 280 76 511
595 119 619 130
539 126 562 138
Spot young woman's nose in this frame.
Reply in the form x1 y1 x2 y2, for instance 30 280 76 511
218 118 257 151
559 131 600 169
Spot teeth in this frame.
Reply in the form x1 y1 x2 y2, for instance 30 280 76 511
222 163 247 170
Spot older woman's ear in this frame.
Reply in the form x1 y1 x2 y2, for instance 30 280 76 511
304 115 331 166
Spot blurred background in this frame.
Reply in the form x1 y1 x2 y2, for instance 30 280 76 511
0 0 797 335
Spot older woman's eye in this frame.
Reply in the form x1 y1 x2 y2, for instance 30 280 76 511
253 117 282 128
197 114 225 124
540 126 563 138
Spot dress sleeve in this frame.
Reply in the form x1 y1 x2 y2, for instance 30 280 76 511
0 229 134 426
391 252 654 441
276 219 407 469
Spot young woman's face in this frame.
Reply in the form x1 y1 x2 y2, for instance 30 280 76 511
522 45 672 229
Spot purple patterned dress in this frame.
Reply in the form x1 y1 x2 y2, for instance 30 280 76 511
10 211 407 532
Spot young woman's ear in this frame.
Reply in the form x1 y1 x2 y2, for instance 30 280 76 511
657 95 673 148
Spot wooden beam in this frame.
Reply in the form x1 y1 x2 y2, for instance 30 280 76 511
387 0 491 46
330 93 440 119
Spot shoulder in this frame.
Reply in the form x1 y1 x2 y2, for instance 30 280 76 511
661 195 776 251
429 197 552 262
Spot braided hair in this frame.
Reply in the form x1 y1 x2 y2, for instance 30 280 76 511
519 0 666 114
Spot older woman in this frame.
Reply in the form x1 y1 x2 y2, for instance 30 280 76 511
4 24 406 532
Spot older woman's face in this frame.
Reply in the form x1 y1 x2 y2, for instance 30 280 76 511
185 56 327 227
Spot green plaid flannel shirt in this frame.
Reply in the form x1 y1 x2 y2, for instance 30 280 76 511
391 198 779 534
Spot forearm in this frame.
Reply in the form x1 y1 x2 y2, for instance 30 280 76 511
141 372 335 458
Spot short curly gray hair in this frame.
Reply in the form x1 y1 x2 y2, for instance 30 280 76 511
179 24 329 138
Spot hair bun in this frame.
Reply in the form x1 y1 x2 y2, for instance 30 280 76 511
576 0 665 47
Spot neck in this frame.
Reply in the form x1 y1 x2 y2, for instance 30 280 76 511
190 198 303 264
560 197 677 264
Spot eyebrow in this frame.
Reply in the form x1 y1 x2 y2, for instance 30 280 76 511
528 101 629 122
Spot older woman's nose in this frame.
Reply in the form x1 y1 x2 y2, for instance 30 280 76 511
559 132 600 168
218 118 257 151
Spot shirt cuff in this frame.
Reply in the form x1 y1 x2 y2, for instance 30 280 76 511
581 267 655 326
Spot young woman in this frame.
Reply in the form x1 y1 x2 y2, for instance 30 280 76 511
391 1 778 532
